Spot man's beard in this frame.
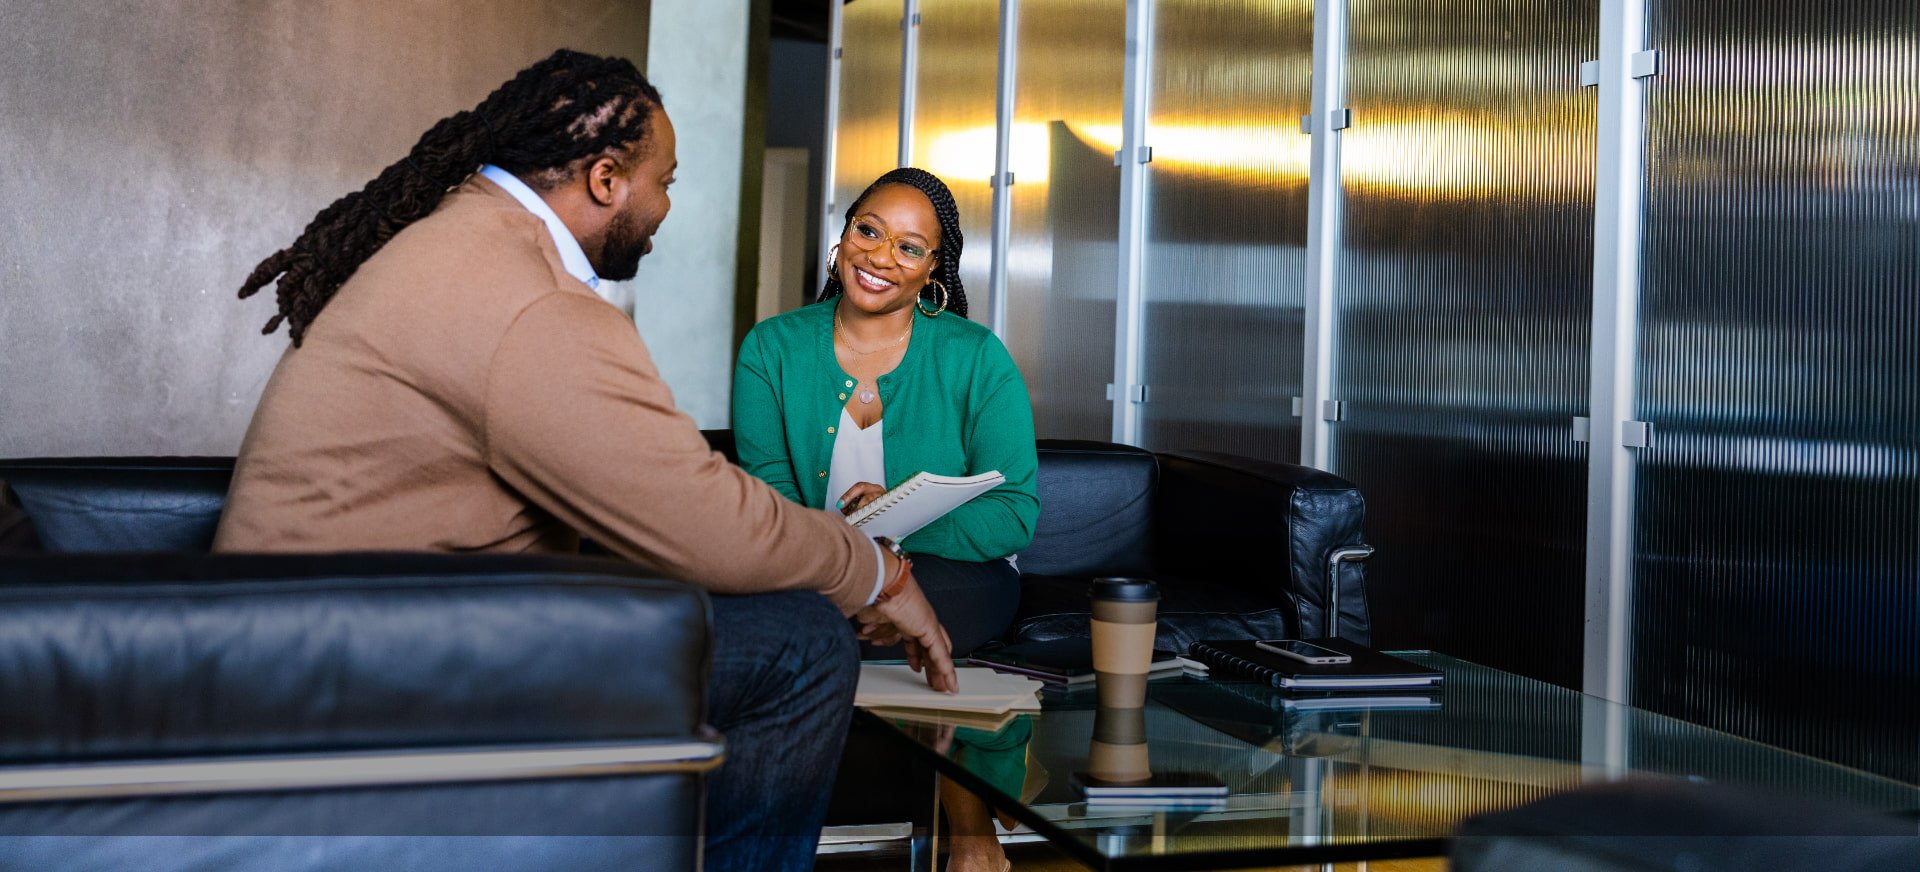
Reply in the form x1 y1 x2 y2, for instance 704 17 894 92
599 207 651 282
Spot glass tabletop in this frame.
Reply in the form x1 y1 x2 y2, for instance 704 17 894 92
857 651 1920 870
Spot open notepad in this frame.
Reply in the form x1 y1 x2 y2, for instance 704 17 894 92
854 664 1045 716
846 470 1004 541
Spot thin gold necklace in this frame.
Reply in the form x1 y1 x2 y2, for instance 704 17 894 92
834 313 912 357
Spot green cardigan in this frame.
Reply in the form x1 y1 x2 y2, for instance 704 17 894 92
732 299 1039 562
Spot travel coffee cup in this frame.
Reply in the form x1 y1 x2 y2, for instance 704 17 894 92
1089 577 1160 708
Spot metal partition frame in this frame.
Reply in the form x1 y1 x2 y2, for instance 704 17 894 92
986 0 1018 339
818 1 845 291
1584 0 1654 704
1297 0 1349 470
899 0 921 165
1108 0 1155 445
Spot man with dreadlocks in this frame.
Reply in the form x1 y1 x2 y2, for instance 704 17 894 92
215 50 953 872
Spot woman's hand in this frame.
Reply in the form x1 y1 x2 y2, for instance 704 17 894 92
836 481 888 515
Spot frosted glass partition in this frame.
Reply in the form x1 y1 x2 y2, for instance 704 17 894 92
1631 0 1920 785
1137 0 1313 461
1002 0 1127 440
831 0 904 259
909 0 998 322
1330 0 1598 687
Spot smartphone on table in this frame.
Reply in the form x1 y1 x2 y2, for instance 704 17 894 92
1255 639 1352 665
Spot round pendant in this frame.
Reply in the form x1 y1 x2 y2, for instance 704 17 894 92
858 389 876 404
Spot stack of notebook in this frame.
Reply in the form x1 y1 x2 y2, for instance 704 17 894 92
1072 772 1230 811
1185 637 1444 692
855 664 1045 732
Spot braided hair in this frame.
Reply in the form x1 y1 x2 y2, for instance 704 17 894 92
238 49 664 345
818 167 969 319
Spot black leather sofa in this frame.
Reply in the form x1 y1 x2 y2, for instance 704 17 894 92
0 434 1370 864
0 460 719 871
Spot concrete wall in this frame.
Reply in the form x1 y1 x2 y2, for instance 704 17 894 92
0 1 649 456
637 0 758 428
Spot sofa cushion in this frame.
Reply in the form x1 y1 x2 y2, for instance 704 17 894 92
1008 573 1293 654
0 458 234 553
1016 441 1156 578
0 479 38 551
0 552 710 762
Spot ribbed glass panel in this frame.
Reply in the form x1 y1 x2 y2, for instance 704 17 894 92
1136 0 1312 461
1632 0 1920 785
831 0 904 236
1332 0 1598 688
908 0 998 322
1002 0 1126 440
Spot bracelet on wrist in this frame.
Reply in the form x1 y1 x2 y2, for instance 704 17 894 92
874 537 912 604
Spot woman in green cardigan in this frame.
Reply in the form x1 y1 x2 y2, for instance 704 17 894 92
732 168 1037 872
733 166 1039 655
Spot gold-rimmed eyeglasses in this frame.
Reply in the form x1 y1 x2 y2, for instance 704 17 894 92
843 219 934 268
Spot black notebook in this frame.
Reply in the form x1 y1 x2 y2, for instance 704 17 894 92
1186 638 1442 692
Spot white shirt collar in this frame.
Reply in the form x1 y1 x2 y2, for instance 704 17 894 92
477 164 605 297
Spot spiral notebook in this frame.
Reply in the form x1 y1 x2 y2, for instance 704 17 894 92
1185 638 1442 692
846 470 1004 541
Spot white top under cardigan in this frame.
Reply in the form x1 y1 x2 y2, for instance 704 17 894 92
825 408 886 511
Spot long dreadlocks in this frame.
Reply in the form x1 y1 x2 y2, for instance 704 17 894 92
238 49 663 345
817 167 970 320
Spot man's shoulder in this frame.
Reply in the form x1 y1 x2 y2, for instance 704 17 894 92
383 183 561 291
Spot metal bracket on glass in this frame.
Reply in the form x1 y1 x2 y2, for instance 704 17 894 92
989 171 1015 189
1290 396 1305 418
833 47 843 60
1298 108 1352 135
1630 50 1662 79
1137 146 1153 164
904 12 920 28
1112 150 1122 167
1579 60 1600 87
1321 400 1346 422
1573 416 1592 443
1621 420 1655 448
1104 383 1148 403
1324 545 1375 641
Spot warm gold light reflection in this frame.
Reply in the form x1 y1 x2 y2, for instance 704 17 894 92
918 113 1592 201
921 122 1055 184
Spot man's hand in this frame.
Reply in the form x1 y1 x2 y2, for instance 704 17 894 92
855 561 958 693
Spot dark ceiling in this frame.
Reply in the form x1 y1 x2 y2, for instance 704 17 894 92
771 0 834 42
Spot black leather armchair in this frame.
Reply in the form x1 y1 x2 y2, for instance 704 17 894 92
1010 441 1373 650
0 459 720 872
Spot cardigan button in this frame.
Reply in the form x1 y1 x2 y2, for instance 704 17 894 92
844 380 854 388
827 426 836 434
817 471 827 478
838 393 847 400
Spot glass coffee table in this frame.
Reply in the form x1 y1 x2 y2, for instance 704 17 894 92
857 651 1919 870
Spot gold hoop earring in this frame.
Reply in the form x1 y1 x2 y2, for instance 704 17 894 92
826 243 841 280
917 279 949 317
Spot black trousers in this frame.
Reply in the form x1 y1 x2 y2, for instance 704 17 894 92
860 553 1022 659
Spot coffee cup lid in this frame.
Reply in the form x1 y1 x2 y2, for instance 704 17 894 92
1090 577 1159 602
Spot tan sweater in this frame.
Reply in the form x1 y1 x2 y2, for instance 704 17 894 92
215 177 880 613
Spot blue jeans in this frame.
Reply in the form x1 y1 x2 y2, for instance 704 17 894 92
704 590 861 872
